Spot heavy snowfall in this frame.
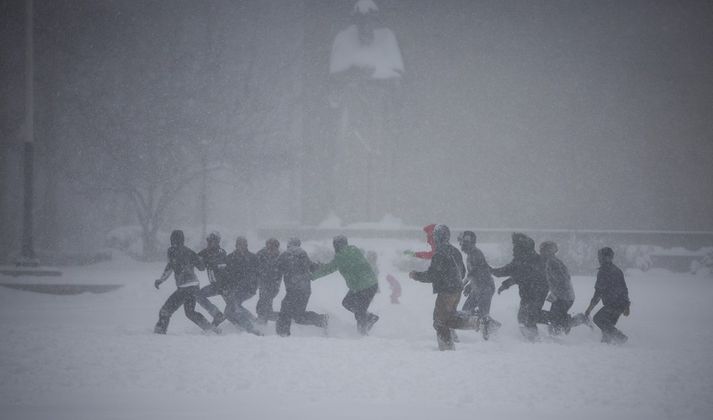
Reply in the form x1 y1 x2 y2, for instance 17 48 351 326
1 0 713 419
1 237 713 419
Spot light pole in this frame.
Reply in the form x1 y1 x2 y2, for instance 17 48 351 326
1 0 61 276
20 0 36 266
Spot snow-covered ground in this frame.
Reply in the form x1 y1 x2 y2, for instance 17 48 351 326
1 238 712 420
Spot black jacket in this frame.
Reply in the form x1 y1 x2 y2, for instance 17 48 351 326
162 245 205 288
595 262 630 309
226 250 259 296
198 247 229 289
492 244 548 301
257 247 282 287
278 246 318 293
412 243 465 294
464 246 494 291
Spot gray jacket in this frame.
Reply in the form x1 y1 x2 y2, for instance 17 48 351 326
543 255 575 302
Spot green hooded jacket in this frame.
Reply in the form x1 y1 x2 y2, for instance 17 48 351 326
311 245 378 292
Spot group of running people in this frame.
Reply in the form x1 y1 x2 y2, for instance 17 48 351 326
153 224 631 350
153 230 379 337
407 224 630 349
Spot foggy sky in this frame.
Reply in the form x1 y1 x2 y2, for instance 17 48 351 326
1 0 712 250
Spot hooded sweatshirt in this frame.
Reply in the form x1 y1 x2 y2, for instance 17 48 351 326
414 224 437 260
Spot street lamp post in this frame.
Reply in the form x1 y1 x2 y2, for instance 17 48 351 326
0 0 61 276
20 0 37 266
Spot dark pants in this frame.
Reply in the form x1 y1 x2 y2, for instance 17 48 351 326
518 291 548 341
196 283 225 320
154 285 212 334
461 285 494 317
593 305 627 343
547 299 574 335
342 284 378 333
276 287 326 336
256 278 281 322
223 288 259 333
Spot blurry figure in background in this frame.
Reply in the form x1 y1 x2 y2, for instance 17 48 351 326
458 231 501 340
255 238 282 324
275 238 328 337
584 247 631 344
404 224 436 259
153 230 217 334
539 241 590 335
409 225 479 350
223 236 262 336
195 231 228 327
492 233 549 341
385 274 401 304
312 235 380 335
366 248 403 305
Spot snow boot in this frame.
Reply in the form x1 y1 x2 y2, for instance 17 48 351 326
154 317 169 334
212 312 227 328
481 315 500 340
569 313 593 331
519 324 539 342
360 313 379 335
436 331 455 351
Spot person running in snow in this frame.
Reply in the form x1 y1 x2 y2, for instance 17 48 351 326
153 230 218 334
409 224 479 350
458 231 501 339
312 235 380 335
255 238 283 324
223 236 261 335
275 238 328 336
195 231 229 327
491 233 549 341
539 241 590 335
405 223 460 340
404 224 437 259
584 247 631 344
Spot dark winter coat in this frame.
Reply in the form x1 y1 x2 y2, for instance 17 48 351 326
543 255 575 302
594 262 630 310
412 243 465 294
491 241 548 301
162 245 205 288
278 245 318 293
198 246 229 289
257 247 282 287
464 246 494 291
225 250 259 296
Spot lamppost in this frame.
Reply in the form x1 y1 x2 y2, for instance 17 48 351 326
20 0 36 267
1 0 61 277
